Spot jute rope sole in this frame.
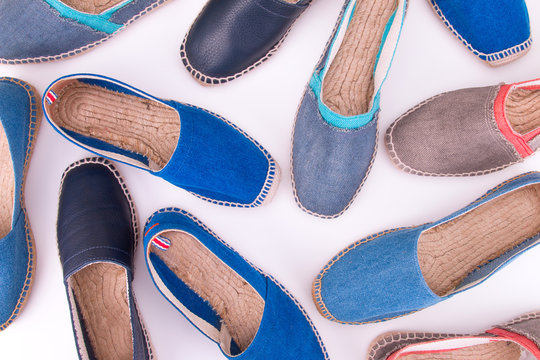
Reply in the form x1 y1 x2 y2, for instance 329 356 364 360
322 0 397 116
0 123 14 239
151 231 264 353
51 80 180 170
69 264 133 360
506 88 540 135
418 184 540 297
60 0 126 14
400 341 521 360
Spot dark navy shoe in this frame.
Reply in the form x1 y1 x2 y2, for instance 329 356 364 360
57 158 153 360
180 0 312 85
0 78 41 331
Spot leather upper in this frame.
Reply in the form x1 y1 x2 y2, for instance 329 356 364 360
57 158 135 279
183 0 310 80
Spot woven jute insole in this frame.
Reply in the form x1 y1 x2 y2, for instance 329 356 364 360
418 184 540 297
51 80 180 170
506 88 540 135
401 341 521 360
322 0 397 116
60 0 125 14
151 231 264 354
0 123 13 239
70 264 132 360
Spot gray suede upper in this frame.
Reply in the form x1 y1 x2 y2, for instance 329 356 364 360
386 85 521 176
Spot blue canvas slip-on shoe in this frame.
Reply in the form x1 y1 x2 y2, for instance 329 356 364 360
291 0 407 219
143 208 329 359
0 0 170 64
428 0 532 66
0 78 41 331
57 157 153 360
180 0 312 85
368 311 540 360
313 172 540 324
43 74 280 208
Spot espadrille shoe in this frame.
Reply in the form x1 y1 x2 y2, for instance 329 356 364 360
0 0 169 64
386 78 540 176
368 311 540 360
143 208 329 360
291 0 407 218
180 0 311 85
57 158 153 360
428 0 532 66
313 172 540 324
43 74 279 208
0 78 41 331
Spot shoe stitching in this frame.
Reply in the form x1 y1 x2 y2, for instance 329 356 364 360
428 0 532 65
312 172 539 324
179 0 312 85
0 78 40 331
143 208 330 360
0 0 171 64
385 91 527 177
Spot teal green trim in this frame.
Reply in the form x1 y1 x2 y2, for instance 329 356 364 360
43 0 125 34
373 10 397 74
309 73 380 129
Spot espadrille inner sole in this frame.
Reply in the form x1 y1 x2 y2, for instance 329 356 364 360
151 231 264 354
69 263 133 360
0 123 14 239
50 80 180 170
401 341 521 360
418 184 540 297
60 0 126 14
322 0 397 116
506 88 540 135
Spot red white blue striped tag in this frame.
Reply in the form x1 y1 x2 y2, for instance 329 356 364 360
45 90 57 105
152 235 171 251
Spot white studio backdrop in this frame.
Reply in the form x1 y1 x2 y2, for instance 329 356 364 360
1 0 540 359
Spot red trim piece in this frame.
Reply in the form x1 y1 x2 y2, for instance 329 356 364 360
144 223 159 237
524 127 540 143
493 85 533 158
487 328 540 359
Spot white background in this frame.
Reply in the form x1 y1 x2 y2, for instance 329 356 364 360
1 0 540 359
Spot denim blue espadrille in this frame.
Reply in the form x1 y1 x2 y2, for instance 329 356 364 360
0 78 41 331
143 208 328 359
57 158 153 359
314 172 540 324
0 0 170 64
428 0 532 66
292 0 407 218
43 74 279 208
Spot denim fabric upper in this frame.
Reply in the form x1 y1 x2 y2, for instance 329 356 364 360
431 0 531 55
143 209 328 360
44 74 277 207
57 159 151 360
316 172 540 323
183 0 310 79
292 88 378 217
0 79 37 329
0 0 164 62
387 85 521 175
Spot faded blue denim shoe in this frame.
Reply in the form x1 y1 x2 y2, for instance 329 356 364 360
428 0 532 66
292 0 407 218
43 74 279 208
143 208 329 359
0 78 41 331
313 172 540 324
0 0 170 64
